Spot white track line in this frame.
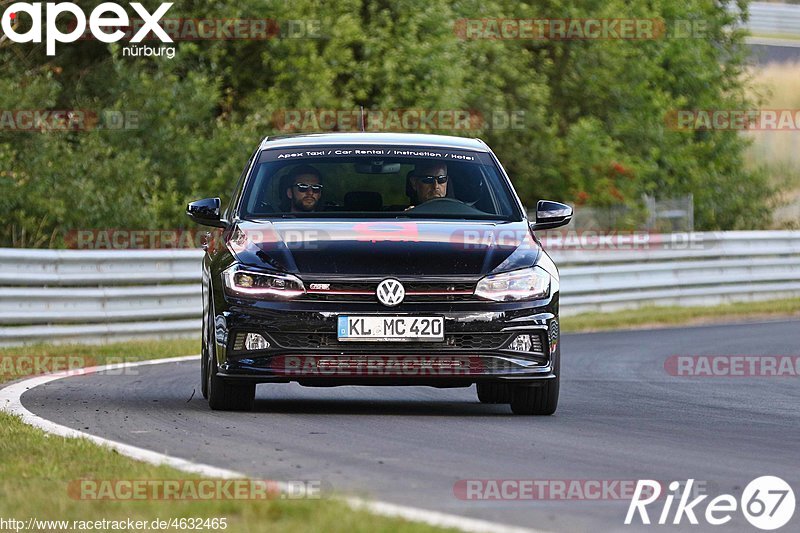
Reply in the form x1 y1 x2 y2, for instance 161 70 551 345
0 355 543 533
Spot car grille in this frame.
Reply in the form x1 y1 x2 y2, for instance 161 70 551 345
299 281 479 302
268 332 510 350
266 331 545 353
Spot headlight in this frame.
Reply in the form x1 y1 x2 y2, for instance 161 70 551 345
474 267 550 302
223 265 305 298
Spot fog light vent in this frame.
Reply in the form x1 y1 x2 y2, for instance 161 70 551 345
232 333 246 351
507 334 533 352
244 333 270 351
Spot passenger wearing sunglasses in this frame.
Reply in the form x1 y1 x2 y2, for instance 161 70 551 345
407 162 449 208
286 165 324 213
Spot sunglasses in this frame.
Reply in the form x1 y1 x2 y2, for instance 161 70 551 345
415 175 448 185
294 183 323 192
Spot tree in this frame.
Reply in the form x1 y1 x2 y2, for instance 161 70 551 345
0 0 773 247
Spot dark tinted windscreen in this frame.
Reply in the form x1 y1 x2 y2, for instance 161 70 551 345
239 145 521 220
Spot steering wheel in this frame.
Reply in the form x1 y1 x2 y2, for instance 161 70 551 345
420 197 463 206
406 196 485 216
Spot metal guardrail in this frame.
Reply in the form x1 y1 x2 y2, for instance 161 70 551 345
549 231 800 314
745 2 800 37
0 249 204 345
1 231 799 344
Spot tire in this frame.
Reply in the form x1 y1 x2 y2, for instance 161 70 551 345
205 295 255 411
476 382 511 403
201 349 209 399
509 345 560 415
200 307 209 400
208 365 255 411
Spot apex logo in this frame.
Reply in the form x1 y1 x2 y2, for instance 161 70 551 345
1 2 173 55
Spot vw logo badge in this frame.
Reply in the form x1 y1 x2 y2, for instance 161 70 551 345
376 279 405 307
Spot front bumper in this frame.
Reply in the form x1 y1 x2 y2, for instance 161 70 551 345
213 300 560 386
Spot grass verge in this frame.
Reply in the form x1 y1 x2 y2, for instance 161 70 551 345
561 297 800 333
0 339 449 533
0 338 198 382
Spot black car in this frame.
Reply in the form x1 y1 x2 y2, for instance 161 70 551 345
187 133 572 414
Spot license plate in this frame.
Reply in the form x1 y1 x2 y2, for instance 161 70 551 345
337 316 444 341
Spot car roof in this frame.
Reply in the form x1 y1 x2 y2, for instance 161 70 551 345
259 132 490 152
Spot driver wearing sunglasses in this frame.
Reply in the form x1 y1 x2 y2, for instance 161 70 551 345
408 162 448 207
286 164 324 213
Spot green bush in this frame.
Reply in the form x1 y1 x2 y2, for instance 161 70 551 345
0 0 773 246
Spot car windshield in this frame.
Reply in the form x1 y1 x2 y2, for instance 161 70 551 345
238 145 522 220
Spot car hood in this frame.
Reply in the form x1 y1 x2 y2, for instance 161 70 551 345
227 219 540 277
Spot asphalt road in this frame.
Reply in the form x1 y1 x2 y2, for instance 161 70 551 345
749 41 800 64
21 320 800 532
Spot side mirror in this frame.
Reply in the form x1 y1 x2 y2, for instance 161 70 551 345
187 197 226 228
530 200 573 230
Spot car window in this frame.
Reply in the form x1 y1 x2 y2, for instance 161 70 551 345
239 145 521 220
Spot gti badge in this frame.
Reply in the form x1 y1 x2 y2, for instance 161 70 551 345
376 279 405 307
